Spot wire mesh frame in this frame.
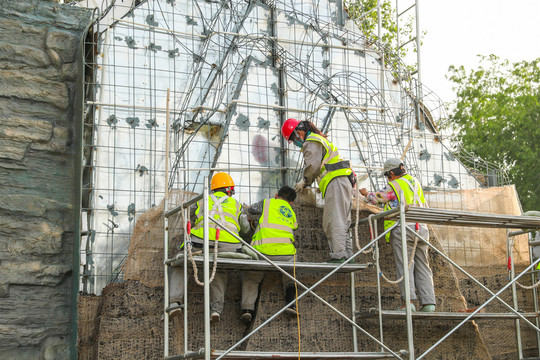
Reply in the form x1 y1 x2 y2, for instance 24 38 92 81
79 0 509 295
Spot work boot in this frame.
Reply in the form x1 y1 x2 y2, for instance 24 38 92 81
168 302 183 320
284 287 298 317
397 302 416 312
419 304 436 313
161 302 183 321
210 311 221 323
240 309 255 323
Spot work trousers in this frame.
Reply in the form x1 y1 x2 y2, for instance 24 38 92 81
241 254 295 311
323 176 353 260
169 238 242 314
390 223 436 306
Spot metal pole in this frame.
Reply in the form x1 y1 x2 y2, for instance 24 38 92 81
203 178 210 360
350 272 358 352
508 233 523 358
183 208 189 354
210 217 402 360
374 218 384 351
163 88 171 358
399 192 414 360
164 213 170 357
529 232 540 357
415 0 422 89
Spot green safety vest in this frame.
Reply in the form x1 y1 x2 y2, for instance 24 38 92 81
303 133 352 198
251 198 298 255
383 174 427 242
191 191 242 243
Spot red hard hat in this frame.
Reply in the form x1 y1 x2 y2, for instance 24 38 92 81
281 118 300 141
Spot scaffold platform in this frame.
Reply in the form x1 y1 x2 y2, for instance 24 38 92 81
382 206 540 229
165 350 396 360
356 308 540 320
167 255 371 273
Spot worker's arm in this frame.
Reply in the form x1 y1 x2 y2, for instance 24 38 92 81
238 213 251 236
247 199 264 216
361 184 398 207
302 140 325 185
189 204 197 223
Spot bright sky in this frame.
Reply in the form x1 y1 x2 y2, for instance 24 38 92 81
417 0 540 105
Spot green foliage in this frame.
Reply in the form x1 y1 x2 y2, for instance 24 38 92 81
345 0 419 75
445 55 540 211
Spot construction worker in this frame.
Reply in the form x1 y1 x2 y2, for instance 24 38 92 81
168 172 250 323
281 118 356 262
240 186 299 323
360 158 436 312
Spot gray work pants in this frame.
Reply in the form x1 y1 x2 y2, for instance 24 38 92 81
241 254 295 311
390 223 436 306
169 239 242 314
323 176 353 260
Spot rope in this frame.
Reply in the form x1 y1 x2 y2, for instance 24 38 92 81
187 239 219 286
508 237 540 290
354 187 373 254
183 211 219 286
360 193 419 285
516 278 540 290
293 253 301 360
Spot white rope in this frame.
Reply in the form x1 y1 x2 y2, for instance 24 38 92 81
516 278 540 290
360 189 418 285
354 187 373 254
508 237 540 290
187 238 219 286
183 205 219 286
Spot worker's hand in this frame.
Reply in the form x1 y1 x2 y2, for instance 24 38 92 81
294 179 307 193
359 188 368 197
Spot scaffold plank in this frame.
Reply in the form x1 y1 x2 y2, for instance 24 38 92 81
378 206 540 229
356 308 540 320
165 350 396 360
167 255 370 273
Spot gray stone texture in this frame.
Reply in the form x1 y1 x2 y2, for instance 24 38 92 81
78 191 540 359
0 0 92 359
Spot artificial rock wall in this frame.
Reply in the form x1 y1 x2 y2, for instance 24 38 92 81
0 1 92 359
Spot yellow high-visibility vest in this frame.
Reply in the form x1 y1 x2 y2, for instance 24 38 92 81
383 174 427 242
252 199 298 255
191 191 242 243
303 133 352 198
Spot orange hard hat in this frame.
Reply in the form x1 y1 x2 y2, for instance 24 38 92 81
281 118 300 141
211 172 235 190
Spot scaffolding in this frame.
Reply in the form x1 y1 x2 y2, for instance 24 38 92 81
162 181 540 359
72 1 540 358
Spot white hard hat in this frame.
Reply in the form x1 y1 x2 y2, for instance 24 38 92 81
383 158 403 174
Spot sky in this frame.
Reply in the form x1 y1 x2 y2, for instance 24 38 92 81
415 0 540 105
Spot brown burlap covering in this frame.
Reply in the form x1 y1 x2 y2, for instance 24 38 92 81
79 188 538 359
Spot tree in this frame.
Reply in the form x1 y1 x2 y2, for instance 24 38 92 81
345 0 420 75
445 55 540 211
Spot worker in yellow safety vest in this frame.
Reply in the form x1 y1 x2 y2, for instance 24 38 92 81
281 118 356 263
239 186 299 323
168 172 250 323
360 158 436 312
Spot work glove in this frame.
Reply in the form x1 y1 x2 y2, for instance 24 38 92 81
294 179 307 193
241 245 259 260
